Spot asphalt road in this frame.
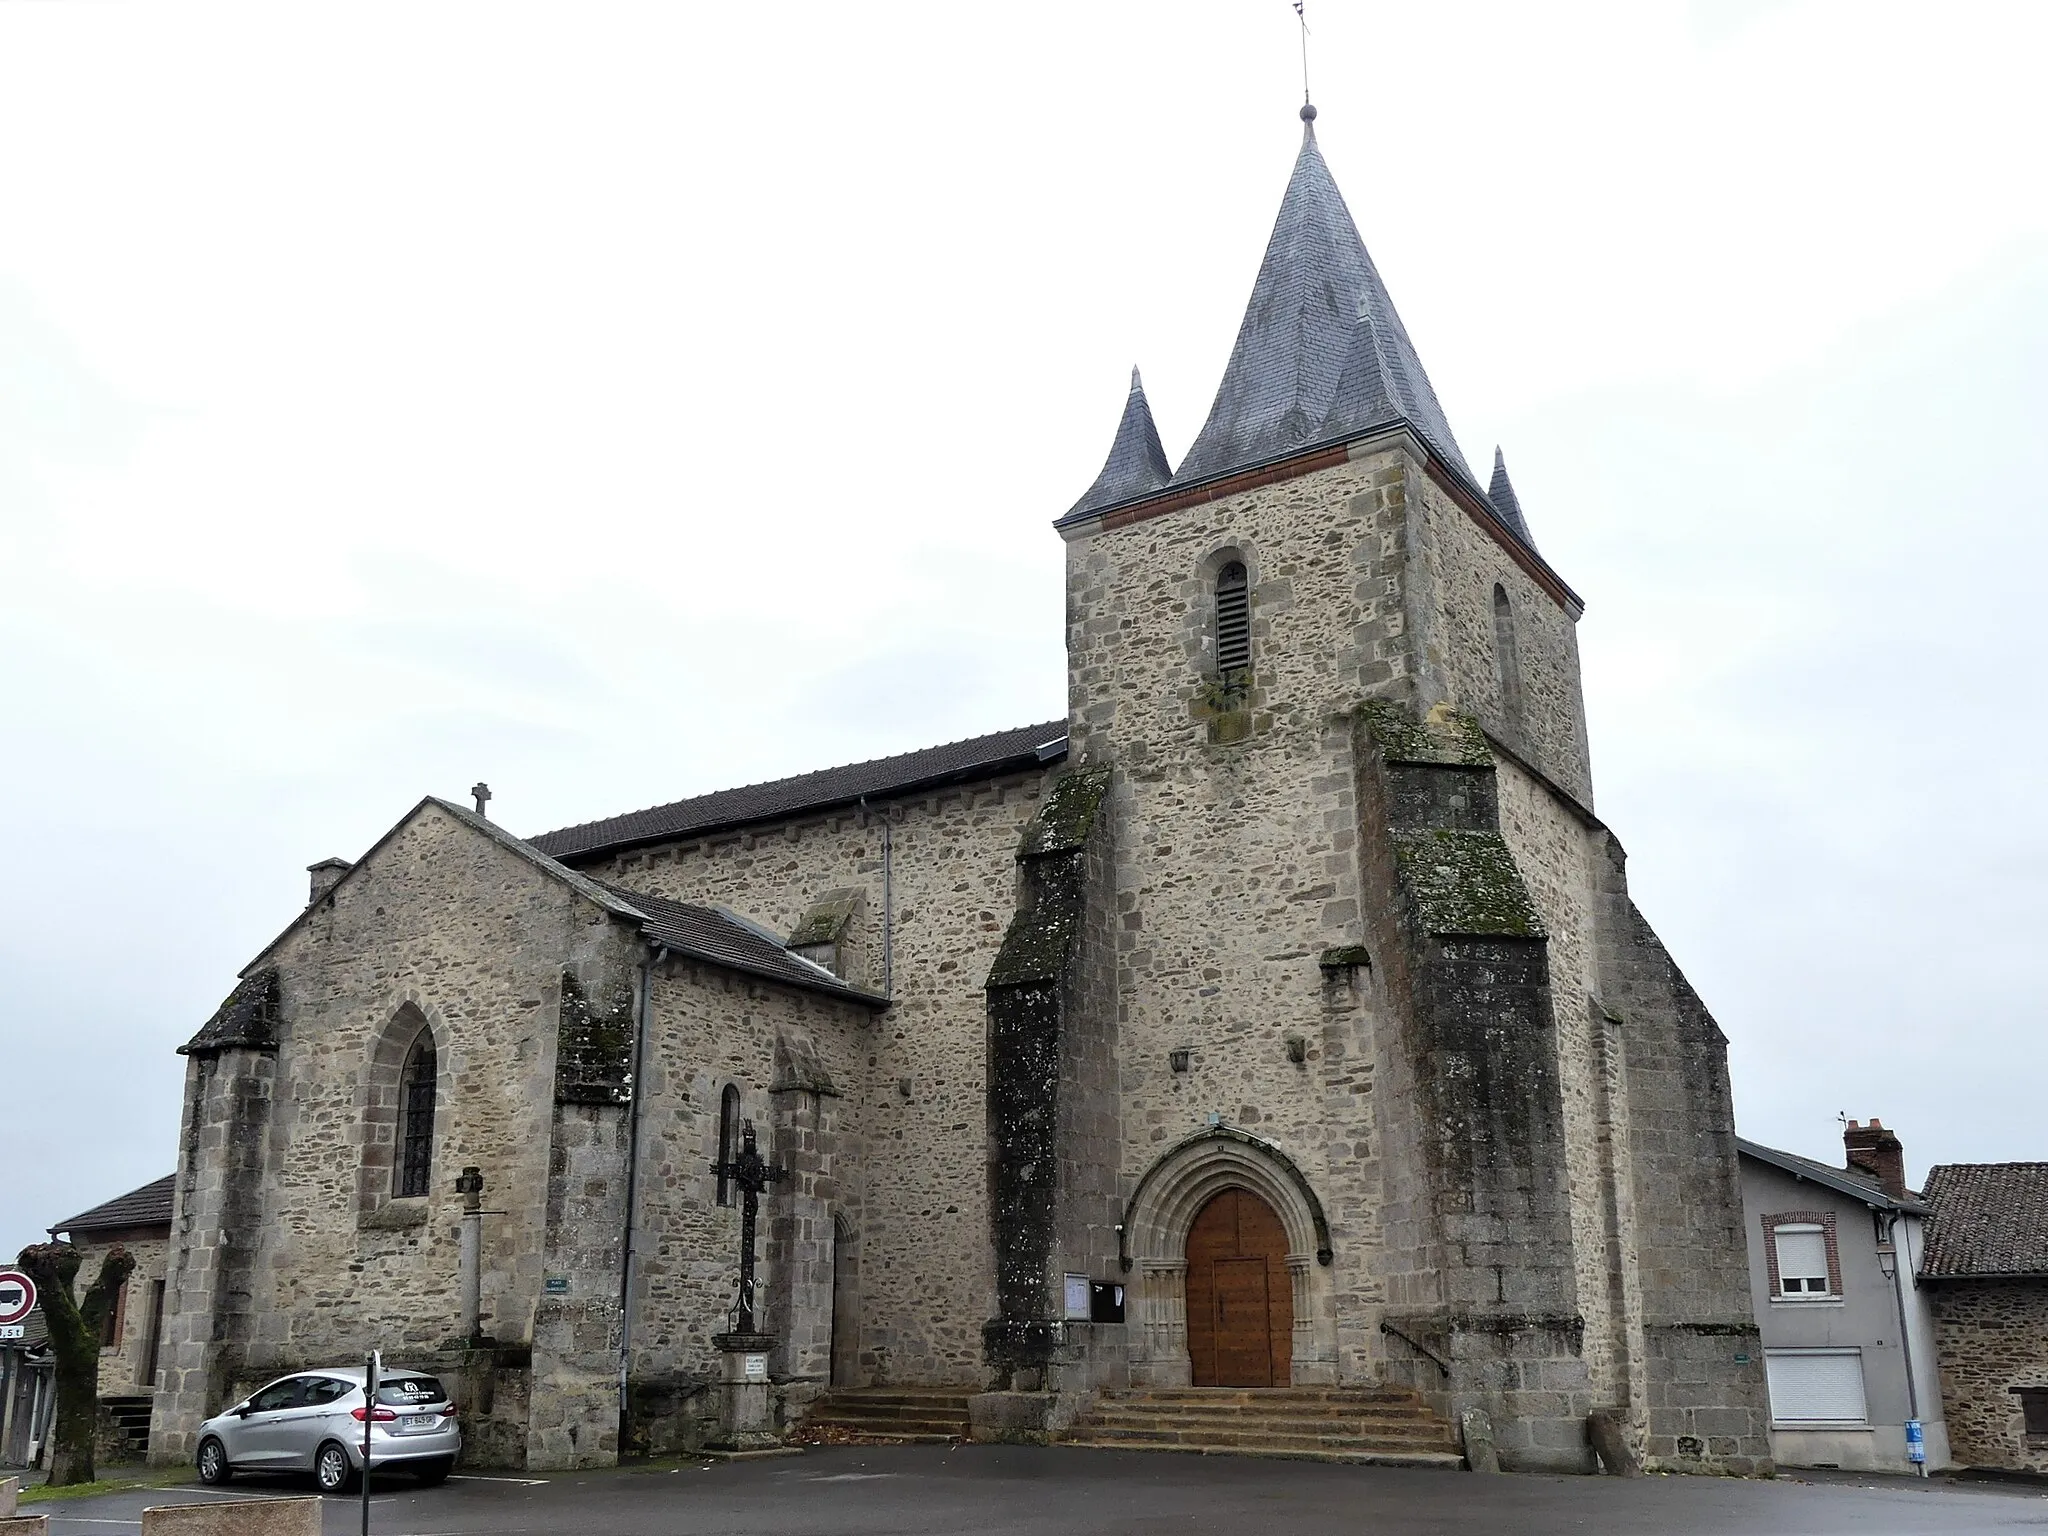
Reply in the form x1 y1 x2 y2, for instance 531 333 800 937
32 1446 2048 1536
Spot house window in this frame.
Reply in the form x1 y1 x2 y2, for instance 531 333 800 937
1764 1212 1840 1299
1215 561 1250 674
100 1277 128 1350
2011 1387 2048 1439
1766 1349 1868 1424
1774 1224 1831 1296
396 1035 437 1198
717 1084 741 1207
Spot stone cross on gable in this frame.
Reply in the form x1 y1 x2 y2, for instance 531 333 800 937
708 1120 788 1335
471 782 492 818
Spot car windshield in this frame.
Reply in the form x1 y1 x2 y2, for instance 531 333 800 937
375 1375 447 1406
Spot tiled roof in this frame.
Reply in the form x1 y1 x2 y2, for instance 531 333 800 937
1737 1137 1929 1214
1068 367 1173 518
1487 448 1538 549
1921 1163 2048 1278
599 882 887 1008
532 721 1067 863
1165 110 1482 505
53 1173 176 1235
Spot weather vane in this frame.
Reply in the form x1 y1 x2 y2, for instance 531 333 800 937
1293 0 1312 107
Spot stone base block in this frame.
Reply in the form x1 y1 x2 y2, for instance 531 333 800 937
968 1391 1058 1445
140 1496 321 1534
0 1517 45 1535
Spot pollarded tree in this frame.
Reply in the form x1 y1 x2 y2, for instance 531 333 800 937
16 1242 135 1486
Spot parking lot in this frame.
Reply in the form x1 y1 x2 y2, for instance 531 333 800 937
31 1445 2048 1535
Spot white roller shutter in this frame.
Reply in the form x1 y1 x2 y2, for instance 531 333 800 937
1766 1350 1868 1423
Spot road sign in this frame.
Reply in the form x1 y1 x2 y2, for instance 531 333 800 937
0 1270 36 1328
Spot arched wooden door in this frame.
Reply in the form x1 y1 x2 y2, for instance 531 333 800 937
1185 1188 1292 1387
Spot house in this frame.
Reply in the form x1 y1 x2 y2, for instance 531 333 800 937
1919 1161 2048 1472
50 1173 176 1460
1738 1120 1945 1472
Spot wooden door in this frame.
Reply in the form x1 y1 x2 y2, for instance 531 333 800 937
1185 1188 1292 1387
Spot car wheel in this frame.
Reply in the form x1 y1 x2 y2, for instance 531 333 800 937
415 1457 453 1486
196 1437 232 1485
314 1441 357 1494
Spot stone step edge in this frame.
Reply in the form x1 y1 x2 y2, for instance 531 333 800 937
793 1431 964 1445
1060 1440 1466 1470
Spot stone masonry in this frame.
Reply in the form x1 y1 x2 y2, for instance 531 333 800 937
145 109 1773 1480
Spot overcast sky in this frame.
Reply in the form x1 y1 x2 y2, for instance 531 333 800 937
3 1 2044 1260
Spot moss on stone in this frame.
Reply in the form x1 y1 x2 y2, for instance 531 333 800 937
786 887 862 949
555 971 636 1105
1358 697 1492 767
1391 828 1545 938
1015 768 1111 859
1318 945 1373 969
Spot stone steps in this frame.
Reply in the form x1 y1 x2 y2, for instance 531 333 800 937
1065 1386 1461 1467
801 1388 974 1442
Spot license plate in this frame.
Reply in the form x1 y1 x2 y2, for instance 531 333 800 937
401 1414 434 1430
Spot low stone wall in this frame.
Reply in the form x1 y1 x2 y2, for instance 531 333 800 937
0 1516 47 1535
140 1498 320 1535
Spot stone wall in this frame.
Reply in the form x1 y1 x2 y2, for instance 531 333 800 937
575 771 1050 1387
625 957 872 1399
69 1233 168 1400
1589 835 1772 1473
1064 446 1408 1394
152 802 648 1462
1406 466 1592 804
1930 1280 2048 1472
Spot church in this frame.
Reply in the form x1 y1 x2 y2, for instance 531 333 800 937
148 105 1772 1476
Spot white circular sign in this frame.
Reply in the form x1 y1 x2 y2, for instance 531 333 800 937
0 1269 36 1328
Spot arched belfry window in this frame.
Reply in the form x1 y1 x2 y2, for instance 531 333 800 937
1492 583 1524 726
717 1084 741 1206
1215 561 1251 675
396 1033 437 1198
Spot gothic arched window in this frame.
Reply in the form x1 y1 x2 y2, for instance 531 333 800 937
1215 561 1251 675
717 1084 741 1206
396 1034 437 1198
1492 583 1524 727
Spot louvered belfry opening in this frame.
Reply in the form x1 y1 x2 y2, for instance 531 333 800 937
397 1036 437 1198
1216 561 1251 675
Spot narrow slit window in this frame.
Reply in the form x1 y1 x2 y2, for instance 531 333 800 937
1215 562 1250 674
396 1035 437 1198
717 1084 741 1206
1492 583 1524 723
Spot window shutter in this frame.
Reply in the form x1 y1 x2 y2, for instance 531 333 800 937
1215 563 1250 673
1774 1225 1829 1291
1766 1351 1867 1423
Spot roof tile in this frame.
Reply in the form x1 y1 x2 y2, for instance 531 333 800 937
531 721 1066 862
53 1173 176 1235
1922 1163 2048 1278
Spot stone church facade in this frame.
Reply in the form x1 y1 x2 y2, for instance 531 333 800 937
148 108 1771 1475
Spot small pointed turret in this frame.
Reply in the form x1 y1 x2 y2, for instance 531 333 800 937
1173 107 1476 491
1067 366 1174 517
1486 447 1537 548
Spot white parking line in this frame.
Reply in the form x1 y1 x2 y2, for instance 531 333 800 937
446 1474 548 1485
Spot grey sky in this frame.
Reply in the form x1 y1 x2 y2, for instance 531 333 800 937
3 1 2044 1258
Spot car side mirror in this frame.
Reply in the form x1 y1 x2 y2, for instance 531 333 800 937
234 1404 253 1418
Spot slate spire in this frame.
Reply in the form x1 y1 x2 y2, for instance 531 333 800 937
1067 366 1174 517
1173 106 1478 494
1486 447 1537 548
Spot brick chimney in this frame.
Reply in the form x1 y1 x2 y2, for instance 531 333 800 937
307 858 352 905
1844 1118 1907 1200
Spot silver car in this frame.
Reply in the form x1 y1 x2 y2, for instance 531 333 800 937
195 1366 460 1493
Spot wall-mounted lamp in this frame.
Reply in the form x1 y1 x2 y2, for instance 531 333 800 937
1285 1035 1307 1065
1169 1048 1192 1074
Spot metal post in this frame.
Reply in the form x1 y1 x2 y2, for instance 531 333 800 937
361 1349 380 1534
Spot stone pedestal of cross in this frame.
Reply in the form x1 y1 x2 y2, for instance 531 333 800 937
707 1120 789 1451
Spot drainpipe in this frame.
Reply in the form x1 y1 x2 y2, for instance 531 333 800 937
1885 1212 1927 1476
617 944 665 1424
